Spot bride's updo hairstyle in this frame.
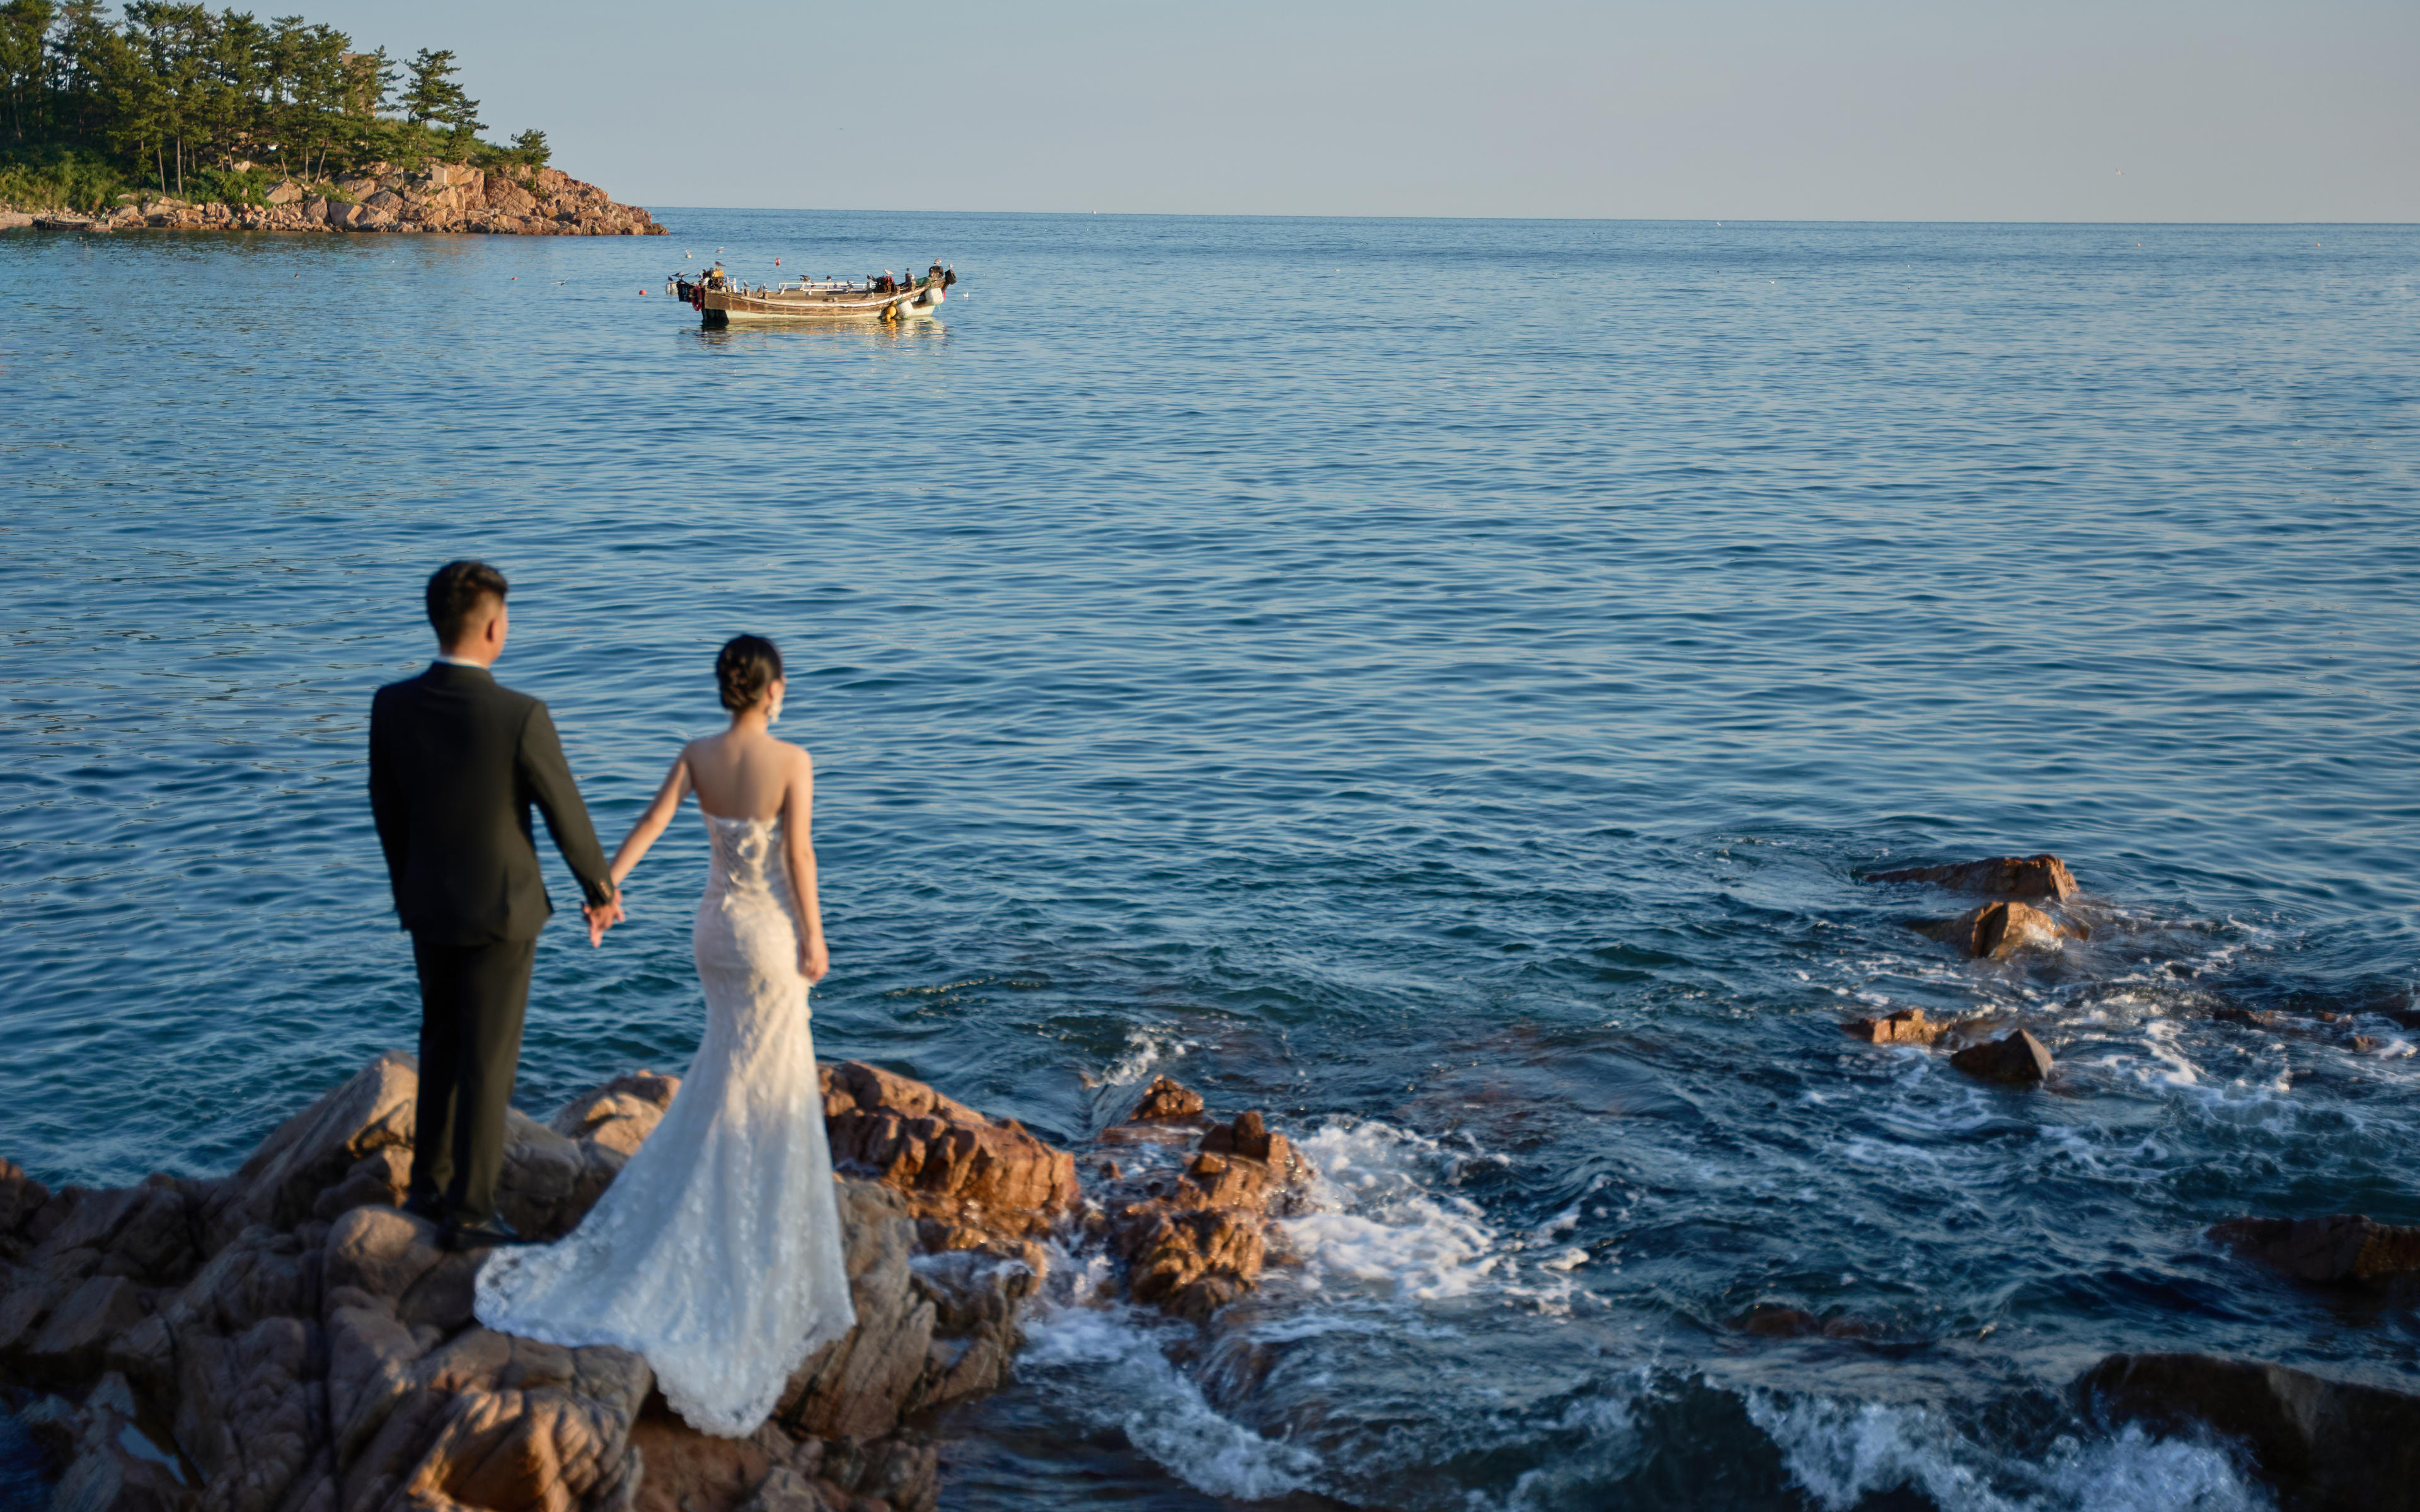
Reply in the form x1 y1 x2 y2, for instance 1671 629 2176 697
716 635 783 713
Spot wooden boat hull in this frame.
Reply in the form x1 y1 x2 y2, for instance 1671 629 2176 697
698 283 943 323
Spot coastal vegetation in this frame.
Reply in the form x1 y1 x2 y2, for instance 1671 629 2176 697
0 0 551 212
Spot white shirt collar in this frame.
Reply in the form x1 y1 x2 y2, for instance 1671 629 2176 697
434 655 491 669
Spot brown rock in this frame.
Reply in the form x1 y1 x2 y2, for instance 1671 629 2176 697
1844 1008 1946 1046
819 1062 1076 1235
1949 1029 2053 1087
2210 1214 2420 1286
1916 900 2082 959
550 1073 681 1157
1871 854 2078 902
778 1183 931 1441
322 1205 476 1331
1124 1076 1204 1122
2080 1352 2420 1512
200 1051 416 1251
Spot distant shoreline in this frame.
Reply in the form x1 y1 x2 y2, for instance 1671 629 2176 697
2 160 664 238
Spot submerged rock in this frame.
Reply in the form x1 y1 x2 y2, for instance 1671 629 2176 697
1949 1029 2053 1086
1726 1304 1874 1340
1869 854 2079 902
1912 899 2085 959
2210 1214 2420 1287
2079 1352 2420 1512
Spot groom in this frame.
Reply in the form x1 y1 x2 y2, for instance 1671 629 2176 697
369 561 623 1249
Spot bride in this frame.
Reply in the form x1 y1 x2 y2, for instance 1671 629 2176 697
474 634 856 1436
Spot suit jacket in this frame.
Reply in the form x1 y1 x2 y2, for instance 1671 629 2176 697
369 662 615 944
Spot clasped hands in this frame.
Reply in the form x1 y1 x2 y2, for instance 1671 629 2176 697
584 888 626 946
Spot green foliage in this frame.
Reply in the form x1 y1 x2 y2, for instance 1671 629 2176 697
0 139 125 208
0 3 553 202
468 124 542 173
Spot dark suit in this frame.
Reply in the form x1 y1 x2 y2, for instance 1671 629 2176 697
369 661 614 1225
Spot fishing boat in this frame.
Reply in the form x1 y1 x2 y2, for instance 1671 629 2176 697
669 261 954 324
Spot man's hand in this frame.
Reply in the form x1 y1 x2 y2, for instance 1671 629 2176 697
584 892 626 946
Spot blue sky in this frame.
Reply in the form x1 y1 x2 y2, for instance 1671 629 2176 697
310 0 2415 219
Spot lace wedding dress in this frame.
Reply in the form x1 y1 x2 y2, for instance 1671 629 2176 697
474 813 856 1436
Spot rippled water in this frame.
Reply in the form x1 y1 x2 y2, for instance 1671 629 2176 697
3 213 2417 1511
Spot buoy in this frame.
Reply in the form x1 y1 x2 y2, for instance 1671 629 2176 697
774 258 780 266
640 287 647 294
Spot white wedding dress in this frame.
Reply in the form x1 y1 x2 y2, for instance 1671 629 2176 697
474 812 856 1437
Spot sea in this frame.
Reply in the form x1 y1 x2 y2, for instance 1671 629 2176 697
2 212 2416 1511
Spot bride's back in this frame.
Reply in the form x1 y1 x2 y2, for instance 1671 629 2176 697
685 728 799 822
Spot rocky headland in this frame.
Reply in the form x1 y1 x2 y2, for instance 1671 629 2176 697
0 1058 1307 1512
0 163 664 238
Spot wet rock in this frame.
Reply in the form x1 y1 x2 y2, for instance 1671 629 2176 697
2080 1352 2420 1512
549 1072 681 1157
47 1373 189 1512
1914 900 2084 959
1843 1007 1948 1046
1103 1111 1311 1321
1949 1029 2053 1087
1870 854 2079 902
1124 1076 1204 1121
2210 1214 2420 1287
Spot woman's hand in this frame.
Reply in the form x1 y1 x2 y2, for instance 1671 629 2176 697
799 936 829 984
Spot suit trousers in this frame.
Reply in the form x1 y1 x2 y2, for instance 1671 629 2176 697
407 934 536 1225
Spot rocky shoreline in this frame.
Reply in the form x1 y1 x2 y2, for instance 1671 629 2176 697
9 859 2420 1512
0 161 664 238
0 1055 1306 1512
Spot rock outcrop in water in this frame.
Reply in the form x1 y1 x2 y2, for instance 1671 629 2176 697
1842 1007 1952 1046
5 162 664 237
1868 853 2090 959
1947 1029 2054 1087
1869 854 2078 902
1912 899 2087 959
0 1057 1311 1512
2208 1215 2420 1289
2079 1353 2420 1512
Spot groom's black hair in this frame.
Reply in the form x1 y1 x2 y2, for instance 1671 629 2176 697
427 560 509 645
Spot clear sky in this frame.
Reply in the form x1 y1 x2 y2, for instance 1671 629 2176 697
308 0 2416 220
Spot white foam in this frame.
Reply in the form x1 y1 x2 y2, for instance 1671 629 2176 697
1278 1121 1507 1302
1747 1390 2271 1512
1098 1025 1199 1087
1018 1302 1320 1501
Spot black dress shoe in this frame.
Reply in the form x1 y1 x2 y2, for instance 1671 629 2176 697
401 1194 447 1225
444 1215 534 1251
